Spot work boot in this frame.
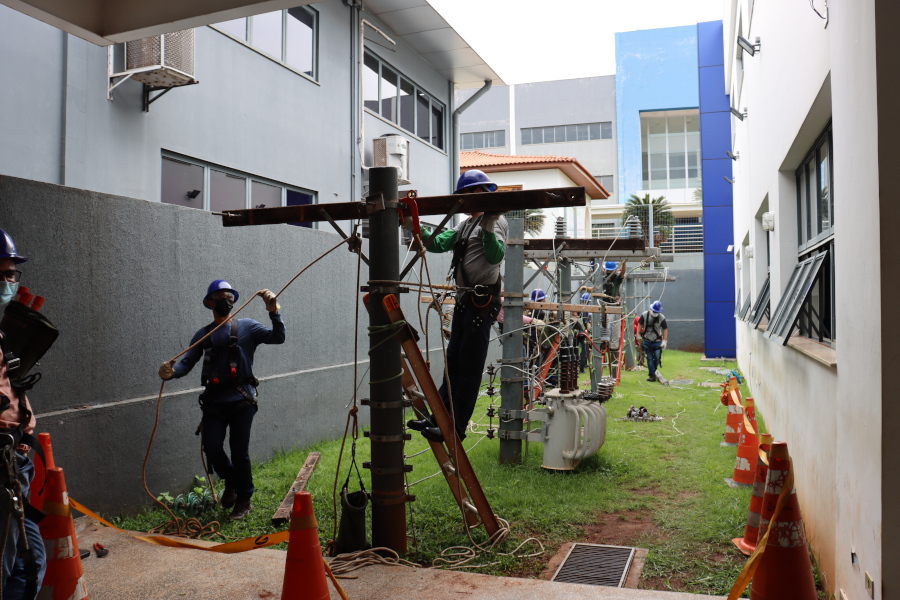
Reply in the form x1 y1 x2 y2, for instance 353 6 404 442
229 497 252 520
220 480 237 510
647 377 656 382
421 427 444 443
407 416 434 431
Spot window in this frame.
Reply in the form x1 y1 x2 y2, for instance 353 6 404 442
765 251 829 345
461 130 506 150
748 274 771 328
520 122 612 145
364 51 446 151
597 175 614 193
640 112 701 190
738 294 752 320
213 6 318 79
797 124 834 250
161 153 316 228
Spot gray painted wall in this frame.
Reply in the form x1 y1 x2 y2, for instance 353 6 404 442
0 175 480 512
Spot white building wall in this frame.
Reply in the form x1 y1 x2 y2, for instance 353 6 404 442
726 0 884 596
485 168 587 238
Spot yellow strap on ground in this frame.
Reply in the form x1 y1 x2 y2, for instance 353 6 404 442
68 498 290 553
726 469 795 600
324 561 349 600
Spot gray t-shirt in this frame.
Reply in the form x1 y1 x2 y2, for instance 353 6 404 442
454 215 509 287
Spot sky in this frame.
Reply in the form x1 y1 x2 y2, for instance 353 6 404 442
428 0 725 84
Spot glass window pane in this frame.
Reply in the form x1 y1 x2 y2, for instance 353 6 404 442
542 127 554 143
497 130 505 147
566 125 577 141
416 92 429 141
161 157 204 208
685 114 700 133
286 7 314 76
577 124 590 141
399 78 415 133
601 122 612 139
554 125 566 142
599 175 613 192
252 11 283 59
216 18 247 41
461 133 473 150
589 123 601 140
797 169 807 246
380 65 398 122
521 128 532 145
483 132 493 148
431 102 443 149
641 119 649 189
531 128 543 144
473 132 484 149
252 180 281 208
210 170 246 212
686 130 701 187
363 53 379 113
806 157 816 241
648 118 667 189
668 117 686 188
286 189 313 228
818 140 831 232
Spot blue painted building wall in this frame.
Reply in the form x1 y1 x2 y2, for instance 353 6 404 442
697 20 736 358
614 25 699 202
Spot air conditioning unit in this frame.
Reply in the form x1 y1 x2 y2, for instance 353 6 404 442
108 29 197 104
373 134 410 185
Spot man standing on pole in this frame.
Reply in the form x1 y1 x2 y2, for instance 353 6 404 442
406 170 508 443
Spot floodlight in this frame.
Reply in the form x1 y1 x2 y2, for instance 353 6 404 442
730 107 747 121
186 189 201 199
724 176 735 185
737 35 760 56
727 245 734 253
726 150 739 160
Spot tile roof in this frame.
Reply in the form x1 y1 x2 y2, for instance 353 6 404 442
459 150 609 199
460 150 579 167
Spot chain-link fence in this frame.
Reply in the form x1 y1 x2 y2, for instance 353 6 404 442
591 203 702 253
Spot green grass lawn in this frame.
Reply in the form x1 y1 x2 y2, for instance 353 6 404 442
115 350 773 595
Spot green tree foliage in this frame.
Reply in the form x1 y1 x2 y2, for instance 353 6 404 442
523 208 546 236
623 193 674 241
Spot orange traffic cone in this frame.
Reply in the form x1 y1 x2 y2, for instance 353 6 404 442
722 390 743 447
732 433 774 555
30 432 56 512
281 491 328 600
750 442 817 600
727 399 761 488
38 467 88 600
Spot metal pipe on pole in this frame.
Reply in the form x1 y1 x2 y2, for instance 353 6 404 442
499 216 524 464
451 80 492 223
367 166 407 553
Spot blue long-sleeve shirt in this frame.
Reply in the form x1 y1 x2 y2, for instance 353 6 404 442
173 313 286 403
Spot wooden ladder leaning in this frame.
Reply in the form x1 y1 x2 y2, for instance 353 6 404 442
381 294 501 537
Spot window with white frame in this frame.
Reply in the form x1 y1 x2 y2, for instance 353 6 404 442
161 153 316 228
461 130 505 150
595 175 614 194
363 51 445 151
521 122 612 145
214 6 318 79
767 123 835 346
640 111 701 190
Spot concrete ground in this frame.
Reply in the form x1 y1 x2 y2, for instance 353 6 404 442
74 518 724 600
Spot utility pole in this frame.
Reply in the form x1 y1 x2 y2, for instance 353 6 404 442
499 215 524 464
366 166 406 552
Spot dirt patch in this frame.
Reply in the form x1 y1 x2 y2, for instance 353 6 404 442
584 510 663 547
640 575 689 591
631 487 663 497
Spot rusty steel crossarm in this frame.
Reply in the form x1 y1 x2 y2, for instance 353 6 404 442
524 237 646 251
219 187 587 227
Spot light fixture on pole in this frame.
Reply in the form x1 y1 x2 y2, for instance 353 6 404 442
724 176 735 185
726 150 740 160
730 106 747 121
737 35 760 57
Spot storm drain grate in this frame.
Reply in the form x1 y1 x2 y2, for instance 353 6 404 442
670 379 694 385
551 543 636 587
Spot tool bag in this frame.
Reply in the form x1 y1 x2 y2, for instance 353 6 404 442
333 440 370 556
0 301 59 382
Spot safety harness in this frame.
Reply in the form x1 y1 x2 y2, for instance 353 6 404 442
198 320 258 408
450 216 502 329
640 311 664 342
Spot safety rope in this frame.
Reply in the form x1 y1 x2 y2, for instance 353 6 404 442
144 236 352 539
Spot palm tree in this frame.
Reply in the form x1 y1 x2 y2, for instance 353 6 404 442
523 209 546 236
622 193 674 242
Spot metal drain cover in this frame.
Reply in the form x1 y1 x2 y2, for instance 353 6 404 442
551 543 636 587
670 379 693 385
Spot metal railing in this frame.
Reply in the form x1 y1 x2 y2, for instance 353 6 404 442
658 223 703 254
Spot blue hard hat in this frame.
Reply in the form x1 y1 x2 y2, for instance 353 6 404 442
455 169 497 194
651 301 663 313
0 229 27 264
203 279 239 307
581 292 591 303
604 261 617 271
531 288 546 302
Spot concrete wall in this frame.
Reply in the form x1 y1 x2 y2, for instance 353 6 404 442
614 25 700 202
0 175 457 512
455 85 511 155
726 0 889 595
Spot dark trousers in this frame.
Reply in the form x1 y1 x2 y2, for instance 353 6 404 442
578 336 589 372
438 299 496 441
643 340 662 377
3 453 46 600
201 402 258 499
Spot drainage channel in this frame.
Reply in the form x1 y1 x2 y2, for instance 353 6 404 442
551 543 636 588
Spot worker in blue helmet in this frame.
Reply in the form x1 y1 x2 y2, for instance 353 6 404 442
638 300 668 382
0 228 48 599
159 280 286 520
404 169 508 443
601 260 627 301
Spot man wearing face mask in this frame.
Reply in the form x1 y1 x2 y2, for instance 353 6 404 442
158 280 285 520
0 228 46 600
